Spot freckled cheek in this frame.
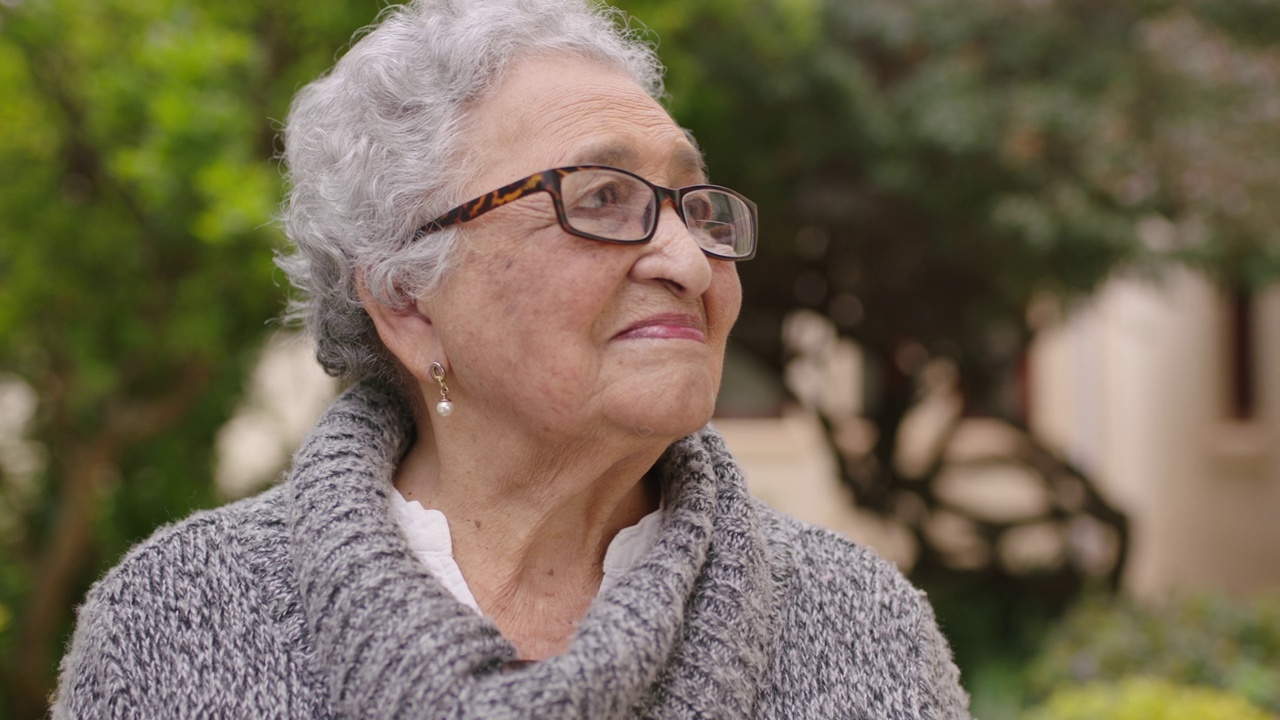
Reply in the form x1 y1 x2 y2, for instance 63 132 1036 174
482 262 615 374
477 244 548 319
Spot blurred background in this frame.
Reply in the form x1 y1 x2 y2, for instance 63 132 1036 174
2 0 1278 717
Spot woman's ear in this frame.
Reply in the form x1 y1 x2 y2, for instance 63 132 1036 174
356 270 443 383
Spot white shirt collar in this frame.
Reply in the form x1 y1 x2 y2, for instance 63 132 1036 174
391 491 664 615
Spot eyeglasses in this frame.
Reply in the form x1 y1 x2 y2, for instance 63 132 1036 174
412 165 757 260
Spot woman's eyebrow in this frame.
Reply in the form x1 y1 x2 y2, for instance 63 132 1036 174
571 142 638 168
569 142 708 183
669 145 708 184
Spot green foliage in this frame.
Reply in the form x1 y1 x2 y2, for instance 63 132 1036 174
923 579 1063 719
0 0 382 715
1028 593 1280 713
621 0 1280 354
1024 677 1274 720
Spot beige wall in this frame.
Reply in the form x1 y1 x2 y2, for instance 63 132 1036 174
724 273 1280 598
1031 272 1280 598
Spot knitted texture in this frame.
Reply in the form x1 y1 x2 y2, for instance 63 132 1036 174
54 381 970 718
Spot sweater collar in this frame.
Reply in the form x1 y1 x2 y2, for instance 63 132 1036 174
286 380 777 717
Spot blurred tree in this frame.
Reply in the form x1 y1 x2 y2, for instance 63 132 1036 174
619 0 1280 689
0 0 379 715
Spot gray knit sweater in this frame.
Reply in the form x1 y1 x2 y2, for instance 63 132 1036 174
54 381 969 718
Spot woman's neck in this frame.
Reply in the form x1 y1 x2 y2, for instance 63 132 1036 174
392 415 665 659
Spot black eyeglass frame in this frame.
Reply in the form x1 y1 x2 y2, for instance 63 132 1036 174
410 164 758 261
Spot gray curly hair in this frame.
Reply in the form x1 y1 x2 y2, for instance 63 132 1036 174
277 0 666 380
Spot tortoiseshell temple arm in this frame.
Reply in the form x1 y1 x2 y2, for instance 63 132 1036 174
410 166 591 242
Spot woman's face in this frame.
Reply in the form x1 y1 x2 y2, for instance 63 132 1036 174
419 55 742 444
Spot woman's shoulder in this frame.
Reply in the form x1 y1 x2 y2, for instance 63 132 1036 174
53 484 309 718
692 425 933 611
67 483 293 631
92 484 290 595
754 502 921 605
753 502 971 717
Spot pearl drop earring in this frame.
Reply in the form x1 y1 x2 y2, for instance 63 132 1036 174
429 362 453 417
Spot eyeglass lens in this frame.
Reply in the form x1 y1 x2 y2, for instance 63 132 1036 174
559 169 755 258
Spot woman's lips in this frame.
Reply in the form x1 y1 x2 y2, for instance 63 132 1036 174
614 313 707 343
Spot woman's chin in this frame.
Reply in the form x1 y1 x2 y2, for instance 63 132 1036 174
607 392 718 443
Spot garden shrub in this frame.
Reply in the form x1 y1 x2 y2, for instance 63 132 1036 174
1023 677 1273 720
1027 592 1280 712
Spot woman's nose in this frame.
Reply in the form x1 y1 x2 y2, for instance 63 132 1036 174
630 206 714 298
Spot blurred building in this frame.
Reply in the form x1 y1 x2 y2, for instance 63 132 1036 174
1029 271 1280 598
720 272 1280 600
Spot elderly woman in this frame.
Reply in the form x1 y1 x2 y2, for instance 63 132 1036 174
55 0 968 717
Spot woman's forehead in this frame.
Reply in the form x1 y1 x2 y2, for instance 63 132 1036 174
466 55 699 187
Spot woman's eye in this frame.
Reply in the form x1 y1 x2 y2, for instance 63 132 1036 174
562 172 652 239
579 181 624 210
685 195 713 222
